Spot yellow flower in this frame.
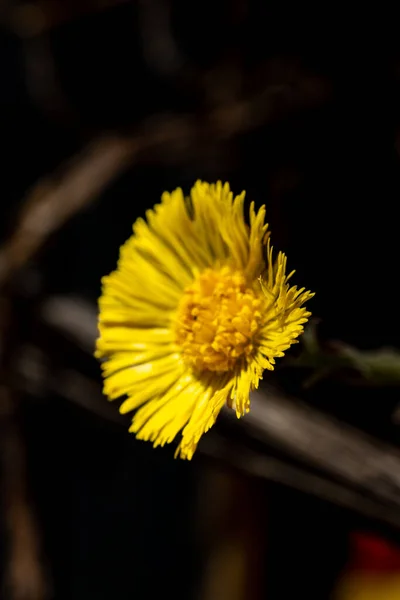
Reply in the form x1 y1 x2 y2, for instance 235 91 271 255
95 181 313 459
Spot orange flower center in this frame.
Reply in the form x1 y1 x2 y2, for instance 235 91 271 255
175 267 265 372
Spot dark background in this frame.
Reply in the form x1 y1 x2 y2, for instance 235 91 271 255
1 2 399 598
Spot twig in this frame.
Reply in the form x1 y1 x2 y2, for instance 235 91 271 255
201 435 400 533
0 385 49 600
0 135 136 286
16 342 126 426
0 294 48 600
15 294 400 538
241 387 400 507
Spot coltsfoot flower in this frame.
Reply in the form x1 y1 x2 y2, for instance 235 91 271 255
95 181 313 459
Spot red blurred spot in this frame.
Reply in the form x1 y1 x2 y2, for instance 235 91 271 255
349 532 400 573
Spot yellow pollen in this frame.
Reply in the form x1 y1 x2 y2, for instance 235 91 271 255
175 266 265 373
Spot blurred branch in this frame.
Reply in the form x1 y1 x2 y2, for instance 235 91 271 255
201 434 400 532
0 386 49 600
39 295 98 354
0 294 48 600
204 388 400 542
14 294 400 540
232 386 400 508
0 136 136 287
287 320 400 387
16 341 125 426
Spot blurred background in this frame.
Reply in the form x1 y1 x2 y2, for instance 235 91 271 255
1 1 400 598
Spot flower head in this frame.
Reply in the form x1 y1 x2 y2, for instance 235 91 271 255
96 181 313 459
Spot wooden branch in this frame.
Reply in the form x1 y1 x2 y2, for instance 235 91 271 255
0 136 136 287
13 294 400 538
0 293 48 600
16 342 126 426
240 387 400 508
0 385 49 600
201 435 400 533
39 295 98 354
